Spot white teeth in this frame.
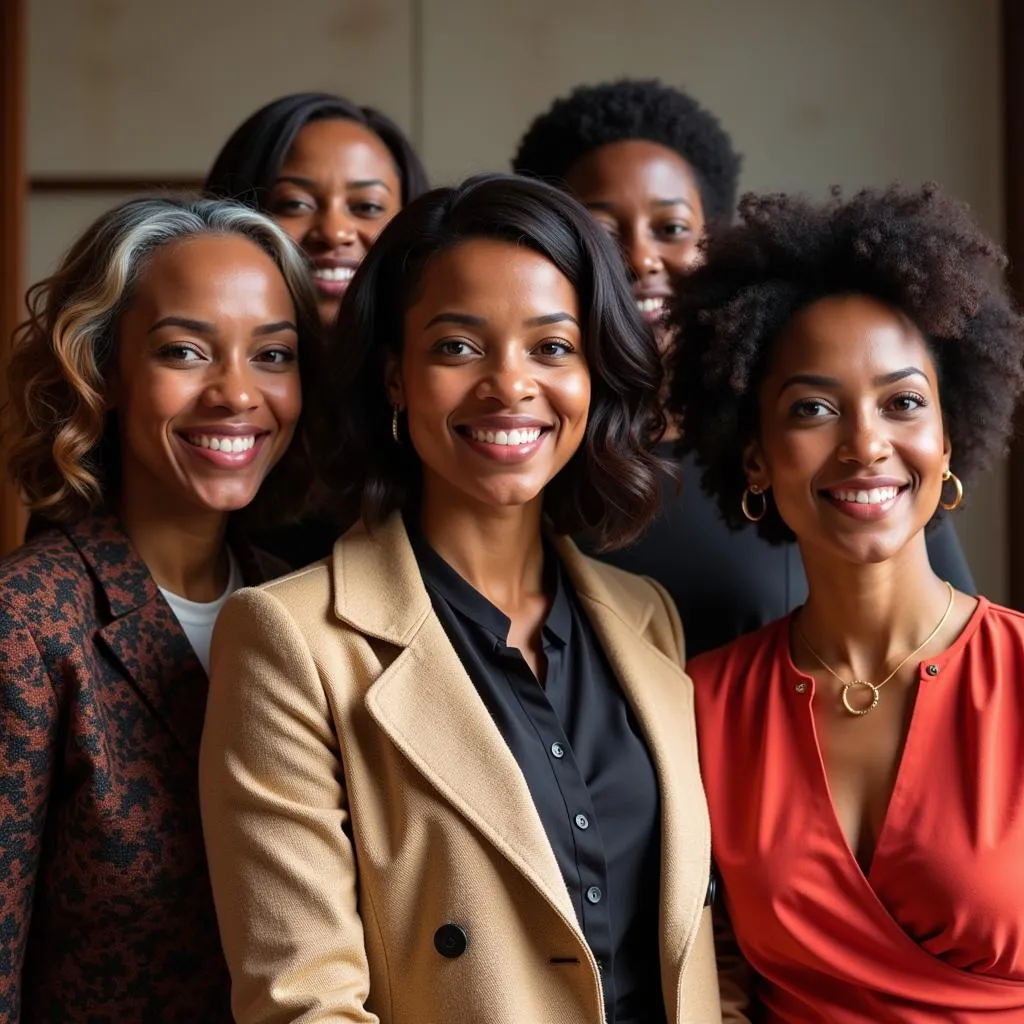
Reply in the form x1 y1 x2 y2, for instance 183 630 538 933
188 434 256 453
832 486 899 505
312 266 355 282
637 297 666 314
467 427 542 446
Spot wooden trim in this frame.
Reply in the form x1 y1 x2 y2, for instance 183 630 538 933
1005 0 1024 609
29 175 204 194
1 0 26 555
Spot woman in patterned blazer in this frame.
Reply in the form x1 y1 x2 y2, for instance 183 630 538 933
0 195 321 1022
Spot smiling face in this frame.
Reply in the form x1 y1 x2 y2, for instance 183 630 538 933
266 118 402 326
391 238 590 517
564 139 705 347
114 233 302 521
745 293 949 566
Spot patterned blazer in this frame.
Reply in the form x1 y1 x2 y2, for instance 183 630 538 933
0 514 285 1023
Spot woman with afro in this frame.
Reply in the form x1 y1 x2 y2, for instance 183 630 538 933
671 184 1024 1020
514 80 974 656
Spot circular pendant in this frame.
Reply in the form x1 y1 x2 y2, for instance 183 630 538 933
841 679 880 716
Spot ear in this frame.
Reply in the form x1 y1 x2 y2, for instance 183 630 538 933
942 431 952 468
384 352 404 409
742 438 771 492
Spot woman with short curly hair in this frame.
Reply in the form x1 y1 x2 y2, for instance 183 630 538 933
514 80 975 656
200 174 721 1023
0 194 321 1022
670 184 1024 1020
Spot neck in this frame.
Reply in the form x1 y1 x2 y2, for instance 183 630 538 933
418 484 546 609
118 476 230 602
795 534 952 678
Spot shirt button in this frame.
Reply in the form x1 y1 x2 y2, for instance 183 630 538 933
574 813 590 830
550 742 565 759
795 682 808 694
926 664 939 676
586 886 603 904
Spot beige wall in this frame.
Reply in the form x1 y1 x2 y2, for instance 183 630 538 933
26 0 1006 598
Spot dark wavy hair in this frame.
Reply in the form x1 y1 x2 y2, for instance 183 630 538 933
668 184 1024 544
512 79 742 225
205 92 429 209
328 172 667 550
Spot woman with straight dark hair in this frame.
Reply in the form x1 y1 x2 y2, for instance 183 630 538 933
206 92 428 330
200 174 720 1023
207 92 430 566
514 79 975 656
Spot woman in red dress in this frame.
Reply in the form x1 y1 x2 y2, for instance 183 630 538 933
668 185 1024 1022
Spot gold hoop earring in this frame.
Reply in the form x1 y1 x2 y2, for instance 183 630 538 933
741 485 767 522
391 406 402 445
940 469 963 511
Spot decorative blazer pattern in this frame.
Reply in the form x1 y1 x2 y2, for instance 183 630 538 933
0 514 283 1023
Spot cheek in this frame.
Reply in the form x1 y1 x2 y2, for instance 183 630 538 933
554 371 591 426
277 218 310 245
267 373 303 428
122 371 197 432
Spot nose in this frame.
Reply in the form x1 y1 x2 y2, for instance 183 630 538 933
624 228 664 281
837 409 892 465
203 358 260 413
476 349 537 405
310 203 356 248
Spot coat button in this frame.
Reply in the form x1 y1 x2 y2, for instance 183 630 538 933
705 872 718 907
434 924 468 959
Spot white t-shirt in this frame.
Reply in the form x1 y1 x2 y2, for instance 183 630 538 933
159 550 242 674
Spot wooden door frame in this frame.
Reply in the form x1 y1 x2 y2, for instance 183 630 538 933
1 0 26 555
1005 0 1024 609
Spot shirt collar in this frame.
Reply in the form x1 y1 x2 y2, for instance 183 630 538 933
410 530 573 648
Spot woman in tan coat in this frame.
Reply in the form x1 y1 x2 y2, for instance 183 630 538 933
200 173 719 1024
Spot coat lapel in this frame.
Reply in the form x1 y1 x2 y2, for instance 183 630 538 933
69 515 269 759
334 515 580 934
558 538 712 1018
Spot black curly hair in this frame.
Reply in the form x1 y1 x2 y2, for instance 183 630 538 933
512 79 742 225
668 183 1024 544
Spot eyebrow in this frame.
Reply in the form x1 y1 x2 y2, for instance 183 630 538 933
585 198 693 213
148 316 297 336
275 174 393 193
424 311 579 329
778 366 928 394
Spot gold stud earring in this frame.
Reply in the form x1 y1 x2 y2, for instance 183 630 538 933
940 468 963 511
741 484 768 522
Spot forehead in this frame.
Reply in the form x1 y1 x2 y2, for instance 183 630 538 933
407 238 578 319
129 235 292 314
565 139 702 206
769 294 937 382
281 118 399 181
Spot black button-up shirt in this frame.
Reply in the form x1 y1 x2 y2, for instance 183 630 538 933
412 536 666 1024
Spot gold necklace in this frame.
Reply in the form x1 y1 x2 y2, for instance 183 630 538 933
795 581 955 717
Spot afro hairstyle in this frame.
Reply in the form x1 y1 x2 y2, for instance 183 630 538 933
512 78 742 224
667 183 1024 544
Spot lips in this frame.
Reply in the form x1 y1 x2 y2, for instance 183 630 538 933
634 292 671 325
176 430 269 468
310 258 359 298
820 481 909 521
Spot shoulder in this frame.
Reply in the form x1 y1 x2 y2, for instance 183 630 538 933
968 598 1024 648
0 526 91 608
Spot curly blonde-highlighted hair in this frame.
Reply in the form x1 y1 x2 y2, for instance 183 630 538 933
5 194 323 527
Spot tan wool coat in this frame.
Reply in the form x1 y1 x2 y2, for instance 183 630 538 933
199 513 721 1023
